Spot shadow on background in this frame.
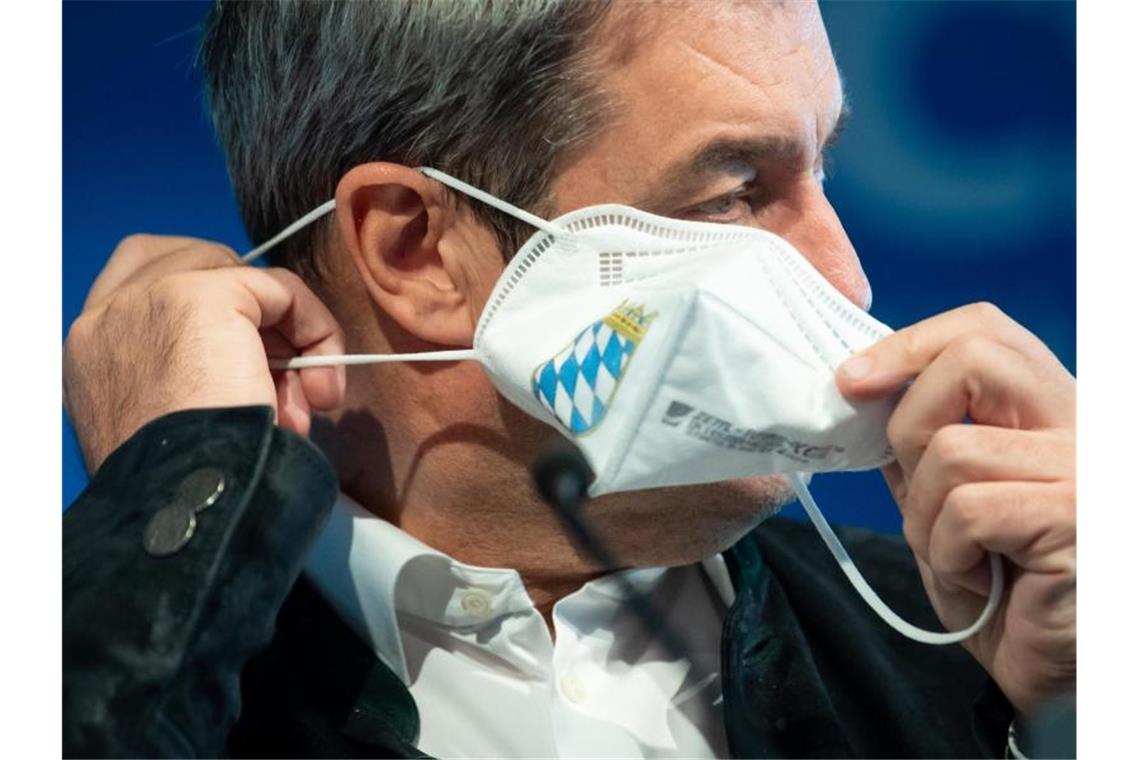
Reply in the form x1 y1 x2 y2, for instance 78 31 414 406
62 1 1075 534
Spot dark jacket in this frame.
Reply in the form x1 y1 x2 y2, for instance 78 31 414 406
63 407 1013 758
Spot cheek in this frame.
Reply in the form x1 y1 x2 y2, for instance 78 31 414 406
468 256 505 319
451 211 510 324
760 180 871 311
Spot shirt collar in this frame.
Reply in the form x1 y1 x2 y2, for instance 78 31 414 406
304 493 737 684
305 493 539 683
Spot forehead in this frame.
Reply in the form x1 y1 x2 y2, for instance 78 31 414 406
551 0 842 209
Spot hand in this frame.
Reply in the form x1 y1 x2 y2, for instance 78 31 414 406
836 302 1075 714
64 234 346 472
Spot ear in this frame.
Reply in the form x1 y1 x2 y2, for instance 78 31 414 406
334 163 476 347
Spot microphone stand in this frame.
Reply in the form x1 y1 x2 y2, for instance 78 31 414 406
531 439 691 663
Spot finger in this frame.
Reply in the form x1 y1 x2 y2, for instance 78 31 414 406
886 336 1072 476
260 328 296 361
217 267 347 410
264 329 315 434
928 480 1075 589
928 553 993 598
210 266 337 345
256 269 346 411
913 554 1003 631
901 424 1072 560
301 359 348 412
276 368 313 438
881 460 906 506
263 327 345 414
86 235 237 310
836 302 1062 399
159 266 346 415
116 241 240 293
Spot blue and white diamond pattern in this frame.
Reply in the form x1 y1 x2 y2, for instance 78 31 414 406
532 320 637 434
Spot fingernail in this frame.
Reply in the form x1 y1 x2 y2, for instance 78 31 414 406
839 354 874 381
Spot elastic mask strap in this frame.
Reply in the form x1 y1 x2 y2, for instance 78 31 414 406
242 199 337 264
239 167 550 369
241 167 560 263
418 167 563 236
267 349 476 370
789 473 1004 646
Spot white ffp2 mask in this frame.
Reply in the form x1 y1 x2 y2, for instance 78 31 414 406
245 168 1003 646
472 200 899 496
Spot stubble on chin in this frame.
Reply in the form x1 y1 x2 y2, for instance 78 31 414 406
581 474 797 569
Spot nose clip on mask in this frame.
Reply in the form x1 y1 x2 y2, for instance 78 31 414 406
243 168 1004 646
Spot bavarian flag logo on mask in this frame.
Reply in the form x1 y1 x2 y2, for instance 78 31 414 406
531 300 658 435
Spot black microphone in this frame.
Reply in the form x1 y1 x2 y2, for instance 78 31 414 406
532 437 594 514
531 438 691 662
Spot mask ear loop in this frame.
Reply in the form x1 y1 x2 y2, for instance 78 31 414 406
240 167 560 370
789 472 1004 645
418 167 563 236
242 199 338 264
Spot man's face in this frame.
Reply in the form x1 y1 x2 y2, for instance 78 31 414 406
554 1 866 309
507 1 868 559
344 1 869 569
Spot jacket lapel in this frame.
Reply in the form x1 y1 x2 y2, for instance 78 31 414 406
231 576 427 758
340 657 428 757
722 534 854 758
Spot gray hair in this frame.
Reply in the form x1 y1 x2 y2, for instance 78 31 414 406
199 0 620 279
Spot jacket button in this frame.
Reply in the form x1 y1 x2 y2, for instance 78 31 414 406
141 468 226 556
177 467 226 513
143 504 197 557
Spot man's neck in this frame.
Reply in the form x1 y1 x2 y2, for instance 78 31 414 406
325 435 611 626
313 400 781 627
373 485 612 627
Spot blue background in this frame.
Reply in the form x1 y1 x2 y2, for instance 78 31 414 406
63 1 1075 534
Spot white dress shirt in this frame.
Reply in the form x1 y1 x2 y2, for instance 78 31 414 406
304 494 737 758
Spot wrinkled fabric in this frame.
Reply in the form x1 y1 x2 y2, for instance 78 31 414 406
63 407 337 758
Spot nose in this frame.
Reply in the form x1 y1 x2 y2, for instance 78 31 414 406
777 181 872 311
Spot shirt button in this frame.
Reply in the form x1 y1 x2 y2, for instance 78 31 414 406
459 588 493 618
559 674 587 704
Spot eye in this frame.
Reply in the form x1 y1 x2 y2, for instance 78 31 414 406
687 182 756 222
696 194 740 216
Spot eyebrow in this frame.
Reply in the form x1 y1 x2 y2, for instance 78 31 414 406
635 104 851 215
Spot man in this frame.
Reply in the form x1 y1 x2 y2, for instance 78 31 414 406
62 1 1075 757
